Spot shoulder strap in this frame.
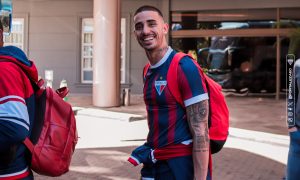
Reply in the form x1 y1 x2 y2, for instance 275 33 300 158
143 63 151 84
23 137 34 153
167 52 187 107
143 63 150 78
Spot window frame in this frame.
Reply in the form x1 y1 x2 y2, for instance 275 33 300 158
3 16 27 53
80 17 129 84
81 18 94 84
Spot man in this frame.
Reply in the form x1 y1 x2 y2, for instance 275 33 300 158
0 24 38 179
286 58 300 180
129 5 210 180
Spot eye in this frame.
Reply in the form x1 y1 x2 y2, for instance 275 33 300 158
135 24 143 31
148 22 157 27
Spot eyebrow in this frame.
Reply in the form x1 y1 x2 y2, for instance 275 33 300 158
147 20 157 24
135 19 157 26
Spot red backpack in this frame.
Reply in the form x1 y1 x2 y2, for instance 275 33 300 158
143 52 229 154
0 58 78 176
23 79 78 176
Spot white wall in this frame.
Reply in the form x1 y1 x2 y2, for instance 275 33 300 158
13 0 93 93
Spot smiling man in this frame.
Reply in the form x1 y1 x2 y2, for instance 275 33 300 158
128 5 211 180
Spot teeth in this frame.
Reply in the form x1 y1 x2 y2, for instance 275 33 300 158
143 37 153 41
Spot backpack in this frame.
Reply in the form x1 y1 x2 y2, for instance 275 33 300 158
0 58 78 176
143 52 229 154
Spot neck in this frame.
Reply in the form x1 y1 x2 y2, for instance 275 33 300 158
146 46 169 65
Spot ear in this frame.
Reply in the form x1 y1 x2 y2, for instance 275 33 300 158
163 23 169 35
133 29 138 40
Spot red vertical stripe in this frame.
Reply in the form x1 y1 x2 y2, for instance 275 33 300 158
167 107 176 145
166 86 176 145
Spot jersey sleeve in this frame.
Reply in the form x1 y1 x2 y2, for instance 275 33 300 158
177 56 209 107
0 64 30 147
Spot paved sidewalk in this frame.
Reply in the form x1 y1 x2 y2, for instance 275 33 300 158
34 94 288 180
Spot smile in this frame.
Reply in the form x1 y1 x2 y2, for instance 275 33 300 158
142 35 155 42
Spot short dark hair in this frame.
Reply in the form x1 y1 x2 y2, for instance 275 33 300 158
134 5 163 18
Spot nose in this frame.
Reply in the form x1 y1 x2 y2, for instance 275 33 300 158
142 25 151 35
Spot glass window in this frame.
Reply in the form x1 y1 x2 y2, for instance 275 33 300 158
81 18 93 83
4 18 24 50
280 8 300 28
171 9 277 31
120 18 126 84
81 18 127 84
171 36 286 93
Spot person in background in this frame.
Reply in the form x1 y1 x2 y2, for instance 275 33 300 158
286 58 300 180
0 21 38 179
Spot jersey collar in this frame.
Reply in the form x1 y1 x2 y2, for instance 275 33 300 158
149 46 173 69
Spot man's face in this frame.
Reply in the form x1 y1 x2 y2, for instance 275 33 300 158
133 10 169 51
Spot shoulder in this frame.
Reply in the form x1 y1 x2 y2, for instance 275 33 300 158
295 59 300 68
0 62 27 97
295 60 300 75
0 62 24 79
177 55 199 73
0 62 22 77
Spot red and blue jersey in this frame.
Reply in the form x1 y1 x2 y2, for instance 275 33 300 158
0 46 38 179
143 47 208 148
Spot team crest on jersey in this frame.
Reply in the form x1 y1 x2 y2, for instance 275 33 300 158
155 80 167 95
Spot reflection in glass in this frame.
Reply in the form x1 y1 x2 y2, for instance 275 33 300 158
171 9 277 30
84 33 93 44
83 58 93 69
280 8 300 28
171 36 289 93
82 18 94 83
83 46 93 57
4 18 24 50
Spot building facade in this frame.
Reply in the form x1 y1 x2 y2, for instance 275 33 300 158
8 0 300 106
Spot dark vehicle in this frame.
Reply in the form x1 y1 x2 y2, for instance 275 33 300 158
198 35 288 94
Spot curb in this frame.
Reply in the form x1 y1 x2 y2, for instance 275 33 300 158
229 127 289 147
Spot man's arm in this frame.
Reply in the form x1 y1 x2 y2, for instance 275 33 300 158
186 100 209 180
0 65 30 147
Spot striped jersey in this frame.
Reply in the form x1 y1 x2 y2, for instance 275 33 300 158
143 47 208 148
0 46 38 179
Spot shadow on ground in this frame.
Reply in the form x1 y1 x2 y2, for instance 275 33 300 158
213 148 286 180
35 146 286 180
35 146 141 180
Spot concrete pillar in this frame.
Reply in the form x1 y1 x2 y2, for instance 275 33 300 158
93 0 121 107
